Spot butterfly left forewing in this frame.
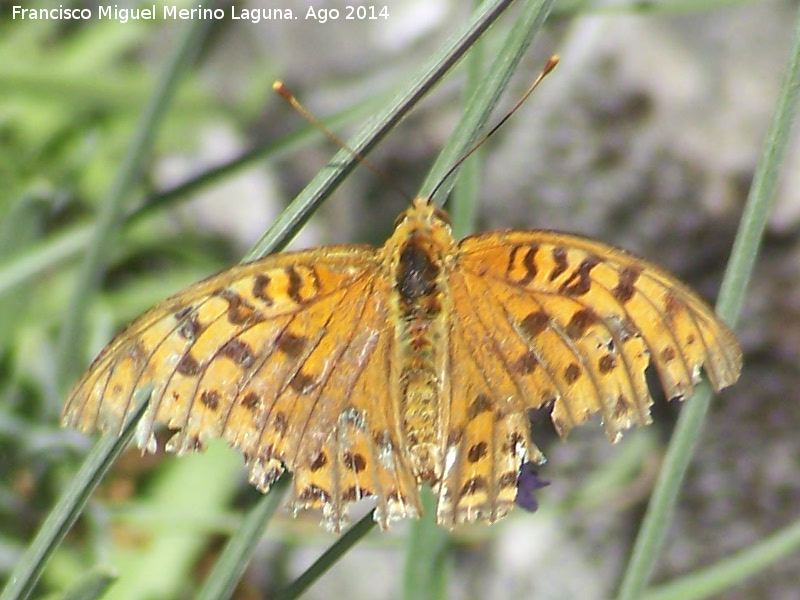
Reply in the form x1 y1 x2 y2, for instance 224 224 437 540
64 248 374 462
63 246 425 533
456 230 742 442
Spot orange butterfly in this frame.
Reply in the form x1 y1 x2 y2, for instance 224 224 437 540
63 196 742 532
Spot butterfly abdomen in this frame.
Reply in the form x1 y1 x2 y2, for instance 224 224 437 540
392 232 451 484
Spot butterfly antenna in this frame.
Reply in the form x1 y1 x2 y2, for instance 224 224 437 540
429 54 559 201
272 81 413 202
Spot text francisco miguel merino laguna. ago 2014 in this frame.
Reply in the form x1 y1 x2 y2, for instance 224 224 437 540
11 4 389 23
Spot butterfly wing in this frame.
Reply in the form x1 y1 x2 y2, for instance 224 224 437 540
454 230 742 443
63 247 420 532
433 299 544 526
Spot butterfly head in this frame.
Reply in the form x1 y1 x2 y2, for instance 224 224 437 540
386 196 455 259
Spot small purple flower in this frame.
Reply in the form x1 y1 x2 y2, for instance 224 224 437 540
515 462 550 512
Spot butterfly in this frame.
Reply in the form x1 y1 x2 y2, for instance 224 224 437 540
62 196 742 532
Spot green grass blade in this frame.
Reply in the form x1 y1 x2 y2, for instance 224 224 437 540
403 2 553 596
132 94 387 223
615 6 800 599
195 475 290 600
273 511 378 600
244 0 519 261
0 97 380 304
100 441 242 600
0 197 47 350
57 566 117 600
641 516 800 600
403 489 450 600
419 0 554 203
0 386 151 600
54 6 219 388
0 226 88 302
450 25 486 240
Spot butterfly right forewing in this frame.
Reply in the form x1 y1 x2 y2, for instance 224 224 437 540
455 230 742 442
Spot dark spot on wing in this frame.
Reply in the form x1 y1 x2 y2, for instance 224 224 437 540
598 354 616 373
612 266 641 304
273 412 288 436
520 311 549 338
310 451 328 472
559 255 600 296
286 267 305 304
253 274 274 306
564 363 582 384
220 339 255 368
342 451 367 473
460 476 488 496
519 244 539 285
513 351 539 375
276 331 307 357
467 441 488 462
200 389 220 411
565 308 599 340
297 484 330 504
549 246 568 281
289 370 318 394
217 289 260 325
176 354 201 376
241 392 260 412
447 428 464 446
467 394 492 420
498 471 518 488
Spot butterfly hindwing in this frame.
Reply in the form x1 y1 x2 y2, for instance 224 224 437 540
434 298 541 526
285 286 421 531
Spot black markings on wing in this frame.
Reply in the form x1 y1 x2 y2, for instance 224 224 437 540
285 290 420 531
436 308 532 527
62 251 377 458
276 280 378 465
460 258 654 436
457 231 742 441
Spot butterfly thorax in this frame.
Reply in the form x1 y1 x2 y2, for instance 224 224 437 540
383 198 455 483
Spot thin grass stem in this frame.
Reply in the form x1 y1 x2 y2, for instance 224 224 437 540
615 5 800 598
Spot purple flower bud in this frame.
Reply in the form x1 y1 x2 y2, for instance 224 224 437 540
515 462 550 512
